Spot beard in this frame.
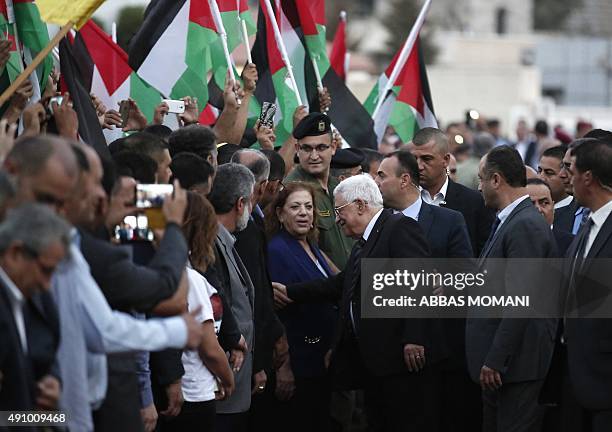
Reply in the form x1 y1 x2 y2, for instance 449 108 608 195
235 204 250 232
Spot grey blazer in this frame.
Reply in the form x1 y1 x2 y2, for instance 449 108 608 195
214 223 255 414
466 197 558 383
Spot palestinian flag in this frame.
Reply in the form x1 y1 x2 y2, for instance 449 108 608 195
208 0 259 127
363 0 437 144
59 37 109 159
74 21 162 133
128 0 220 114
250 0 302 144
261 0 376 149
329 11 348 82
0 0 52 90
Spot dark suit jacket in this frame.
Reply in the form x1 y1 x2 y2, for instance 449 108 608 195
553 226 574 256
79 222 188 313
288 210 444 386
565 209 612 411
417 202 473 372
417 202 473 259
0 280 36 417
24 292 60 382
234 212 285 374
466 198 558 383
442 179 495 257
553 198 579 234
267 229 336 378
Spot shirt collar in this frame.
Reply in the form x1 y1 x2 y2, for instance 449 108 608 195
497 195 530 225
217 222 236 247
0 266 25 305
420 176 449 203
590 199 612 230
401 197 423 221
363 208 384 241
554 195 573 209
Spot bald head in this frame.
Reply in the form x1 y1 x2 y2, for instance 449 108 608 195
231 149 270 183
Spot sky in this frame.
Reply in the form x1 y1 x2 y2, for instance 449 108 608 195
93 0 148 26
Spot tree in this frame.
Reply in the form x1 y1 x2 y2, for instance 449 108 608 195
381 0 438 64
116 5 146 52
533 0 582 32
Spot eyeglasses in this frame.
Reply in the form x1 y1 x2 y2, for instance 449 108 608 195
333 200 363 217
278 180 286 192
298 144 331 154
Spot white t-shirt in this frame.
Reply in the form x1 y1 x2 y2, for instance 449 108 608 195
181 267 220 402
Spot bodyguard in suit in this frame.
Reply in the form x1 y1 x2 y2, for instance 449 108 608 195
564 138 612 431
208 163 257 432
273 175 442 432
375 150 479 431
467 146 558 432
526 178 574 256
558 140 593 235
407 127 495 256
0 204 70 419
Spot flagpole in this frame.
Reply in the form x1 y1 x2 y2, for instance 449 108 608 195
311 56 323 91
239 17 252 63
262 0 302 105
208 0 237 86
0 22 74 106
111 22 117 44
340 11 349 79
371 0 432 120
5 0 23 72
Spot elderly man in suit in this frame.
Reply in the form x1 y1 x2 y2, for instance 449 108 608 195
274 175 442 432
564 138 612 432
208 163 257 432
0 204 70 422
375 150 480 431
467 146 558 432
407 127 495 257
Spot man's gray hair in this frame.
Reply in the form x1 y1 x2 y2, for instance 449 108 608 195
0 203 71 255
208 163 256 214
6 135 78 178
334 174 383 209
231 149 270 183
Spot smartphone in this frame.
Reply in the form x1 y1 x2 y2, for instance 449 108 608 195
258 102 276 128
119 100 130 128
162 99 186 114
135 184 174 209
46 95 64 117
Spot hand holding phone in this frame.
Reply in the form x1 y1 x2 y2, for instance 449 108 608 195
162 99 186 114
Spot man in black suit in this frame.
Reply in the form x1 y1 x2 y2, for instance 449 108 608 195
558 140 593 235
467 146 558 432
231 149 285 401
564 138 612 431
274 174 442 431
526 178 574 256
538 146 573 224
407 127 495 256
0 204 70 421
375 150 479 431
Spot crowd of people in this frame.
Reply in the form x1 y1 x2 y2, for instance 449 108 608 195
0 61 611 432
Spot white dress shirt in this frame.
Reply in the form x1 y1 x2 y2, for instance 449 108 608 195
584 200 612 257
496 195 530 233
0 266 27 353
401 197 423 221
554 195 573 210
363 208 384 241
52 231 188 431
421 176 449 206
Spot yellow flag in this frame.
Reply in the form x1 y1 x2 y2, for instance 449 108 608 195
36 0 105 30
